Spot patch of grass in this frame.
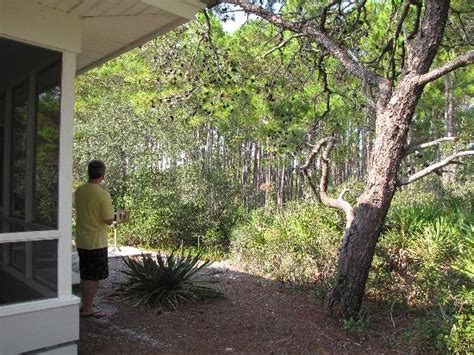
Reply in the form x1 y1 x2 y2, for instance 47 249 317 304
340 314 372 344
166 245 228 261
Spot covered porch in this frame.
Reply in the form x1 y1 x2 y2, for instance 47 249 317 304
0 0 208 353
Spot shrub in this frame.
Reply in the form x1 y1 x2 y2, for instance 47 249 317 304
115 249 223 310
231 201 343 287
231 183 473 352
370 186 473 302
447 287 474 353
369 185 473 352
118 166 242 251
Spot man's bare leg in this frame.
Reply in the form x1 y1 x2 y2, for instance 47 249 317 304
80 279 99 314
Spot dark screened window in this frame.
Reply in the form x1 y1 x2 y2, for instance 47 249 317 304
9 242 26 273
0 240 58 305
1 56 61 232
0 95 4 209
0 37 61 307
33 239 58 289
34 63 61 227
11 83 28 220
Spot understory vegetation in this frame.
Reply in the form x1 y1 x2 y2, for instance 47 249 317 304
73 2 473 352
231 182 473 353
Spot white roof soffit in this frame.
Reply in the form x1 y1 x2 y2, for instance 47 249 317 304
31 0 208 74
143 0 207 20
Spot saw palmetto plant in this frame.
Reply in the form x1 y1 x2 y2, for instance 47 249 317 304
116 249 223 310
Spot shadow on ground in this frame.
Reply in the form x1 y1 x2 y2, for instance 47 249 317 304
75 257 413 354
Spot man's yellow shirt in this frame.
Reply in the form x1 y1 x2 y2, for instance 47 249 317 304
74 182 114 250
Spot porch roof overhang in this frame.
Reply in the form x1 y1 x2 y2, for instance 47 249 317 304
26 0 212 74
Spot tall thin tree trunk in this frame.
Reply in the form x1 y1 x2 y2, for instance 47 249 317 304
252 142 259 209
443 72 456 185
277 160 286 207
444 73 456 138
242 141 251 209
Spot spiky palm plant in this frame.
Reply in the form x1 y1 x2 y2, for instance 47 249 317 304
115 249 223 310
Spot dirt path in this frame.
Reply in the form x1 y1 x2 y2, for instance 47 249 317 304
77 258 407 354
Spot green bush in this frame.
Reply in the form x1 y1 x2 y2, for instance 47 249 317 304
115 249 223 310
447 287 474 353
117 165 242 250
230 201 343 287
371 187 473 302
231 183 473 352
369 185 474 353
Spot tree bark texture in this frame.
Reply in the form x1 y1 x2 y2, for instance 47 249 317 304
324 0 450 319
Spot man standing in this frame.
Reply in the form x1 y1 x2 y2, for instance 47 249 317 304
75 160 114 318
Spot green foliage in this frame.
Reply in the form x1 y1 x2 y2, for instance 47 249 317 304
117 165 242 250
369 184 474 353
341 316 371 337
231 183 473 352
371 185 473 304
231 201 343 287
72 6 474 349
446 287 474 354
115 249 223 310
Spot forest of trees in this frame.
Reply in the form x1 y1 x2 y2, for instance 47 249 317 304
73 0 473 351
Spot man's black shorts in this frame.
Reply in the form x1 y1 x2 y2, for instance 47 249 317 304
77 247 109 281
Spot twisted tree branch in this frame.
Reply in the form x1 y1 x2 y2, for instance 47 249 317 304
263 34 306 58
300 137 333 171
218 0 384 87
387 0 411 78
203 10 221 69
301 137 354 229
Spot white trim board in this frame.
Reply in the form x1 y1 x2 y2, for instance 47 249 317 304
142 0 207 20
0 295 79 317
57 51 76 298
0 0 82 53
0 297 79 354
0 230 60 243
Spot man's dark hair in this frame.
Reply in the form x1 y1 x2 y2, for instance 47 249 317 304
88 160 106 180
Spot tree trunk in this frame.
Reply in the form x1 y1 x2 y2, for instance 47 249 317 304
252 142 259 208
443 72 457 185
277 161 286 207
325 83 427 318
444 73 456 138
325 0 450 319
241 141 251 208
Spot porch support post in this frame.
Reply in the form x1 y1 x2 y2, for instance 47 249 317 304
57 51 76 298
